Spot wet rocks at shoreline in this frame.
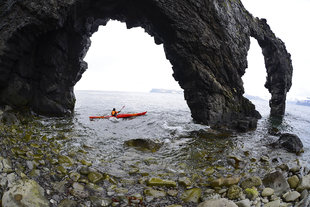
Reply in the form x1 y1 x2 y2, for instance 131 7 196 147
0 111 309 207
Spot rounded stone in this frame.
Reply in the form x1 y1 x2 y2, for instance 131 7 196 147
198 198 238 207
287 175 299 189
262 187 274 197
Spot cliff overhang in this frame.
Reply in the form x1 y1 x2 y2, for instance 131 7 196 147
0 0 293 131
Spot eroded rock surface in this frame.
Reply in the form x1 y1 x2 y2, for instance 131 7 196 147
0 0 293 131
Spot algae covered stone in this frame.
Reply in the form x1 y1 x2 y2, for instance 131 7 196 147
88 171 104 183
245 187 259 200
144 188 166 197
241 176 262 189
146 177 177 187
69 172 81 182
58 155 74 166
227 185 242 200
181 188 202 203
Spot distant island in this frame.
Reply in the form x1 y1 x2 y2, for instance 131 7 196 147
244 94 267 101
150 88 183 94
296 97 310 106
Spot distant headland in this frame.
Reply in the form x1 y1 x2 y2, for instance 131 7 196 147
150 88 183 94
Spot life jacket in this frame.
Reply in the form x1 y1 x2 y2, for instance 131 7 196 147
111 110 117 116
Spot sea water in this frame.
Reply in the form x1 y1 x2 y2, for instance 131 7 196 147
43 90 310 179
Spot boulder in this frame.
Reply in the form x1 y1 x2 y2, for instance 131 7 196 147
271 133 303 153
263 171 290 196
2 179 49 207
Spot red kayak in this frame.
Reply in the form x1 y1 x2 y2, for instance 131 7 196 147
89 111 147 120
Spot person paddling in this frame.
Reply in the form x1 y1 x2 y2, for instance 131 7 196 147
111 106 125 117
111 108 120 117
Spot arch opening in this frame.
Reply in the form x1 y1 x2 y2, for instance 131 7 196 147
242 37 271 115
75 20 181 93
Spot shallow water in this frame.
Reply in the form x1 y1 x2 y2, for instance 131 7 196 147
40 90 310 180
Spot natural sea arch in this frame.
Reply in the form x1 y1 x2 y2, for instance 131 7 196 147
0 0 293 131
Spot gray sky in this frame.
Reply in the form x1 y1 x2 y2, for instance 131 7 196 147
75 0 310 100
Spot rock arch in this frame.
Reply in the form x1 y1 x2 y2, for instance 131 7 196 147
0 0 292 131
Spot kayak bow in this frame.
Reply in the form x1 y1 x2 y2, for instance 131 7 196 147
89 111 147 120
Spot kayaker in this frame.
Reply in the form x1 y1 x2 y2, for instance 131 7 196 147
111 108 120 117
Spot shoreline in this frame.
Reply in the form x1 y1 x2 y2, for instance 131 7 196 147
0 111 309 207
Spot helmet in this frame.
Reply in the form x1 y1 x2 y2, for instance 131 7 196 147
113 108 116 110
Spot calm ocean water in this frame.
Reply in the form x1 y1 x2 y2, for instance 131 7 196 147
51 90 310 179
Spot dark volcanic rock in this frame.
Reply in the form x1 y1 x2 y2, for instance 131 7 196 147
271 133 304 153
0 0 293 131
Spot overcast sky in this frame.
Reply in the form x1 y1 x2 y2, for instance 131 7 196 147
75 0 310 100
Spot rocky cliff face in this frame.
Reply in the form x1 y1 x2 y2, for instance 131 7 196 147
0 0 293 131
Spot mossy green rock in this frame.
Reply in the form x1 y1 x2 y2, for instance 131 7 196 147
204 167 215 175
181 188 202 203
56 165 67 174
69 172 81 182
144 188 166 197
227 185 242 200
245 187 259 200
146 178 177 187
287 175 299 189
241 176 262 189
80 159 92 166
88 172 103 183
58 155 74 166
